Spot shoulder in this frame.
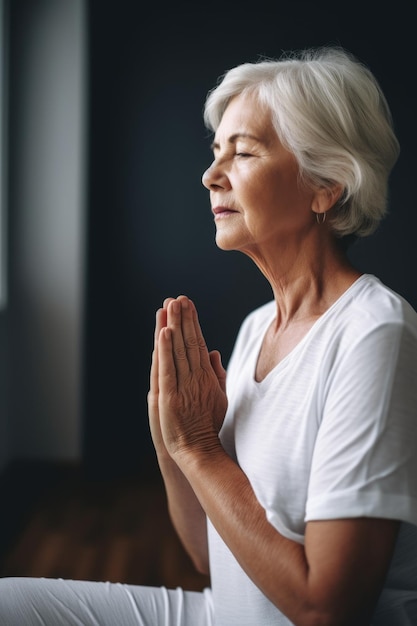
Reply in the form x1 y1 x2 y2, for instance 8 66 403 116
335 274 417 335
321 275 417 380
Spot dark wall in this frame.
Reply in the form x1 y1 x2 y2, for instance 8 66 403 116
83 1 417 477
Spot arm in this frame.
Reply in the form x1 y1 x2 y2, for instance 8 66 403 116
177 446 399 626
154 446 209 574
148 299 226 574
157 295 400 626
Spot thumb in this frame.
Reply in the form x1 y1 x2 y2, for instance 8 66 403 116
209 350 226 393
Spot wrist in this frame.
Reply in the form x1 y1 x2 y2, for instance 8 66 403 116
173 435 226 474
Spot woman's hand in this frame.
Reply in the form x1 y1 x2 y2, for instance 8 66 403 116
156 295 228 460
148 297 219 572
148 298 173 460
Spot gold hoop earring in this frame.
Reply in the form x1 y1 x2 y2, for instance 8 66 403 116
316 212 326 224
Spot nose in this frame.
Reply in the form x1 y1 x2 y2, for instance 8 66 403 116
201 160 229 191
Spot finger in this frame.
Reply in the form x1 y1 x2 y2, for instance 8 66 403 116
166 298 190 377
162 297 175 311
150 307 166 397
148 346 159 414
209 350 227 393
150 301 172 394
189 300 211 369
177 296 202 371
154 306 168 349
158 326 178 395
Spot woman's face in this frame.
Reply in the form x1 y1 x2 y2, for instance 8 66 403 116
202 92 316 257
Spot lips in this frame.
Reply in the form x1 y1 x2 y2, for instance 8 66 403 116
212 206 238 218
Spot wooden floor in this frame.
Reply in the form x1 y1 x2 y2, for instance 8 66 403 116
0 460 210 592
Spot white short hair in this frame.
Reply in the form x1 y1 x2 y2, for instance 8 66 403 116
204 47 400 238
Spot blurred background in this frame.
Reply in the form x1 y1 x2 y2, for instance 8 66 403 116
0 0 415 588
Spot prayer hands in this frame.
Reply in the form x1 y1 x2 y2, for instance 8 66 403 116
148 296 228 462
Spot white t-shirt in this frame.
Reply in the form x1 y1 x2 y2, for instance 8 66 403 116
208 274 417 626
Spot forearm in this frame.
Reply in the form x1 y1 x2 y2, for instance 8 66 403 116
175 447 310 622
156 450 209 574
175 445 381 626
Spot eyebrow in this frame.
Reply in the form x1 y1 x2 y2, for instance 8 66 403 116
210 133 261 151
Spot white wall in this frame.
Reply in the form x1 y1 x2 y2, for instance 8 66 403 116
6 0 87 464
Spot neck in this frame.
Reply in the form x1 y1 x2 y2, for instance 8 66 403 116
244 237 361 330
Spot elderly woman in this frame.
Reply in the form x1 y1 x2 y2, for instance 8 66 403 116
0 46 416 626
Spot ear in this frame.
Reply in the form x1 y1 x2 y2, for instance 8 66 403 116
311 183 344 216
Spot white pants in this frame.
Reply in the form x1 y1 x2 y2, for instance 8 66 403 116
0 578 214 626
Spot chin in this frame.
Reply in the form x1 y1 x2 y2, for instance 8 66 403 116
215 233 238 251
215 225 248 252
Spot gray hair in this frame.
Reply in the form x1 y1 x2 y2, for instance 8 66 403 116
203 47 400 238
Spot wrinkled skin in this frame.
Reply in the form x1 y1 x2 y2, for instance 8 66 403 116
148 295 227 461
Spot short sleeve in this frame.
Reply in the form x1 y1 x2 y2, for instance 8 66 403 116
306 320 417 525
